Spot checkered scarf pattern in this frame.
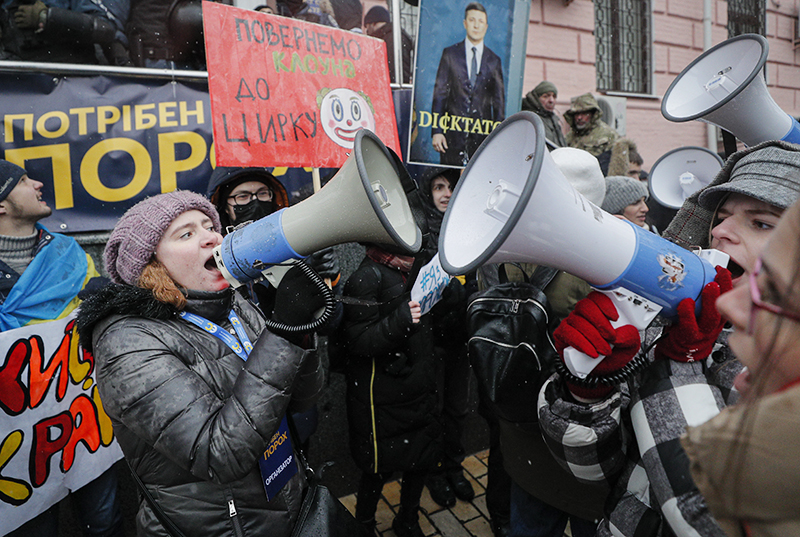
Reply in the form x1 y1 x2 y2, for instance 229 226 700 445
538 328 742 537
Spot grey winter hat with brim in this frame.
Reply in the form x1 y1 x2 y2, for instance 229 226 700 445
699 142 800 211
663 140 800 251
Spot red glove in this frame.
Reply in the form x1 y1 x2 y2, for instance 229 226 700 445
655 266 733 363
553 291 641 400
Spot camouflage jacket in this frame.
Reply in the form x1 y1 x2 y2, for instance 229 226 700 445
564 93 619 157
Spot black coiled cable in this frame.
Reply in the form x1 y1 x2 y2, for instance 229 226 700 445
262 260 336 334
555 352 650 388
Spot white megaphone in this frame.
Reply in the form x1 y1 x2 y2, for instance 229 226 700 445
648 146 724 209
439 112 728 379
214 129 422 287
662 33 800 147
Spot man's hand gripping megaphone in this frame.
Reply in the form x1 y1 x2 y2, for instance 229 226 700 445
554 265 733 401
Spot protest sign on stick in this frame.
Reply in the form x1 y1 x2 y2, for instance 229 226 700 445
204 1 401 169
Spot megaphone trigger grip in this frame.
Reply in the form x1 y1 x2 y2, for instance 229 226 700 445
563 287 661 379
696 248 730 269
262 262 295 288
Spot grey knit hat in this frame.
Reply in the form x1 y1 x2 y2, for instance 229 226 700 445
533 80 558 98
698 144 800 211
0 160 27 202
104 190 221 285
602 175 649 215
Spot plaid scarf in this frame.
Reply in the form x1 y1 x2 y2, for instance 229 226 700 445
365 246 415 273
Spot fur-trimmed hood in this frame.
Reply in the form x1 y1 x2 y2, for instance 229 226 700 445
607 138 639 177
77 283 179 352
564 93 603 131
77 283 236 353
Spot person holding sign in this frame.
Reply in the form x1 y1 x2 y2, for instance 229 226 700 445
416 167 475 508
76 191 323 537
0 160 124 537
341 178 443 537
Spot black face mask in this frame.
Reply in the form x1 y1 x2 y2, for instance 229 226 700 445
231 199 276 224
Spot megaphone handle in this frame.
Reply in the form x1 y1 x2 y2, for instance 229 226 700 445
563 287 662 379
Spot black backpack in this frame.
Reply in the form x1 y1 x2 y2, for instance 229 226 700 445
466 264 559 424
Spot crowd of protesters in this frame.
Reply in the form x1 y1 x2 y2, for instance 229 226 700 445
4 2 800 537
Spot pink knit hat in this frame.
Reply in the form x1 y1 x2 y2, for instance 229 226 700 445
104 190 222 285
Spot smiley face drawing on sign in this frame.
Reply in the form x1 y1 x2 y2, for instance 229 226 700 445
317 87 376 148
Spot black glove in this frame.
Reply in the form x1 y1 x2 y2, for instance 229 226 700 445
273 264 327 328
305 247 339 281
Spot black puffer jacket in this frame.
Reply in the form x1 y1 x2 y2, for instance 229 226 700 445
77 284 323 537
342 257 441 474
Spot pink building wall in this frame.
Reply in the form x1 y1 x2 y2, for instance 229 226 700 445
525 0 800 170
360 1 800 170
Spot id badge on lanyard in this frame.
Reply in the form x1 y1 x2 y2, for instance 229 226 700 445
180 309 298 499
258 416 298 500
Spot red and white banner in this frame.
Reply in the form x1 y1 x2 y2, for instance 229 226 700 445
204 1 401 169
0 314 123 534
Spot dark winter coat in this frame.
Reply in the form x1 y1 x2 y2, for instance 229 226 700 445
77 284 323 537
417 166 468 341
342 257 441 474
521 89 567 148
369 22 414 84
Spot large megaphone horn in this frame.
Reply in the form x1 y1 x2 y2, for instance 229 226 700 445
440 112 728 379
439 112 727 319
662 33 800 146
648 146 724 210
214 129 422 286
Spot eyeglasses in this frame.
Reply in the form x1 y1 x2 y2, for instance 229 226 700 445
228 188 272 206
748 257 800 333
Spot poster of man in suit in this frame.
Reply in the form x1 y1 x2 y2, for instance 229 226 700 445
409 0 526 168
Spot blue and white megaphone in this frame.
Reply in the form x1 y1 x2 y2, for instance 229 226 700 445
662 33 800 146
439 112 728 378
213 129 421 287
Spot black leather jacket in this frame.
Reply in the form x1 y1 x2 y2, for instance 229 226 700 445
77 284 323 537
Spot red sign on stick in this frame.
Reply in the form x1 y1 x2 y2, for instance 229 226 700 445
203 1 400 168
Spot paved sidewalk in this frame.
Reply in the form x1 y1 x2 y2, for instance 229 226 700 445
339 449 497 537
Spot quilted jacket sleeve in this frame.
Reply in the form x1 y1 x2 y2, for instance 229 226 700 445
342 264 416 359
537 373 631 487
93 316 315 485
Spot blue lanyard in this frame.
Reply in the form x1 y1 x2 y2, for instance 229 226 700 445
180 310 254 361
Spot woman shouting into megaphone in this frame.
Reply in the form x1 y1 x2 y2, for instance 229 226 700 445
76 191 323 537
